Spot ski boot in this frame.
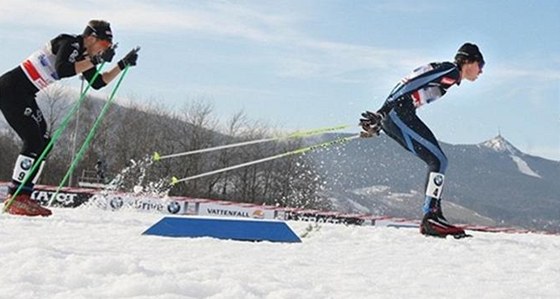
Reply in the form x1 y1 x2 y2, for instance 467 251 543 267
420 211 471 239
4 194 52 217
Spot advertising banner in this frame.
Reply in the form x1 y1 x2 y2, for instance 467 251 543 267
197 202 276 219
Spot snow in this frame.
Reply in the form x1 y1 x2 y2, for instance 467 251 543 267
1 207 559 299
351 185 390 195
481 135 521 155
510 155 542 178
344 198 370 213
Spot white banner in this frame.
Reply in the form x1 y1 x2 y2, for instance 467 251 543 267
197 202 276 219
90 193 187 215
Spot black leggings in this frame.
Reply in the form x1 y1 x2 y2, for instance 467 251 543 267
0 67 49 194
0 67 47 157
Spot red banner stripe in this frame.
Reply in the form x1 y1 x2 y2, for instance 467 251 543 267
22 60 41 81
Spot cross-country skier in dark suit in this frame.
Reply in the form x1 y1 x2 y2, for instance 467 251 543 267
359 43 485 238
0 20 139 216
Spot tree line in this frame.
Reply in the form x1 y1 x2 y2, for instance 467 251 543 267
0 83 332 210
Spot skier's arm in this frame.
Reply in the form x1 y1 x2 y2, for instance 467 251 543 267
52 37 108 89
82 47 139 90
359 111 384 138
74 60 99 76
97 47 140 85
53 38 88 79
81 67 107 90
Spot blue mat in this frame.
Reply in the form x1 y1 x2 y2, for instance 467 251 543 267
143 216 301 243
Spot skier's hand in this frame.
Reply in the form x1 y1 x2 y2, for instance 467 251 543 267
91 46 116 65
118 47 140 70
359 111 384 138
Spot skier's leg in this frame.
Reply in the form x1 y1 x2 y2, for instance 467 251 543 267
385 110 447 212
384 111 466 237
4 98 49 195
1 93 52 216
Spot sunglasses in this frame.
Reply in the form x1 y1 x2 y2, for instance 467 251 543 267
96 38 112 48
87 25 112 47
478 61 485 70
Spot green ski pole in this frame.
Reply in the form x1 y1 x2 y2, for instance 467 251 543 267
49 65 131 206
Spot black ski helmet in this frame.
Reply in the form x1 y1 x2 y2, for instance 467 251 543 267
83 20 113 42
454 42 484 67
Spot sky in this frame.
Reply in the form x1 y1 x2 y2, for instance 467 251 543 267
0 0 559 160
0 207 559 298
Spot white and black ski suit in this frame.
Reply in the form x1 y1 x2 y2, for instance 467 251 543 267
0 34 107 194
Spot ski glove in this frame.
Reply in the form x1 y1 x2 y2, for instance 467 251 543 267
91 46 116 65
118 47 140 70
359 111 384 138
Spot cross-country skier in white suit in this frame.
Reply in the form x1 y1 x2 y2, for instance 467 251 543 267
0 20 139 216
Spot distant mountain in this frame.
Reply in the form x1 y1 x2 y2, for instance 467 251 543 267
303 133 560 232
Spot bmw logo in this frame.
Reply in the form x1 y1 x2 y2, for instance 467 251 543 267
434 175 444 186
110 197 124 210
20 159 33 170
167 201 181 214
